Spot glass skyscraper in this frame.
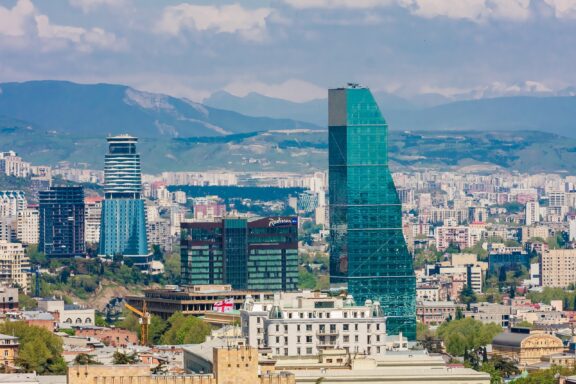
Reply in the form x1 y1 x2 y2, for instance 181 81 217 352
39 186 85 258
328 84 416 340
181 216 299 291
98 135 150 269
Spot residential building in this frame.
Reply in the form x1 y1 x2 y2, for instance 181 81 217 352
0 191 26 217
181 217 298 291
464 303 513 327
0 286 18 312
84 197 102 244
0 152 30 178
540 249 576 288
0 334 19 367
125 284 273 320
16 208 38 245
240 292 390 356
521 225 549 243
328 84 415 340
39 186 85 258
525 201 540 226
435 226 472 251
0 242 30 292
416 301 465 325
98 135 151 269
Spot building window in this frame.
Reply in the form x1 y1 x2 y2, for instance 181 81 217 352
306 348 313 354
306 336 312 343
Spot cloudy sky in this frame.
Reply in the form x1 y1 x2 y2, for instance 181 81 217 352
0 0 575 102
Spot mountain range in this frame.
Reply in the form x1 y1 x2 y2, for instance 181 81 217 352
0 81 319 138
1 80 576 174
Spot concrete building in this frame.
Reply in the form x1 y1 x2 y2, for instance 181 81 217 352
84 197 102 244
37 299 94 325
435 226 472 251
69 346 295 384
0 242 29 292
540 249 576 288
125 284 273 320
0 191 26 218
525 201 540 226
0 286 18 312
240 292 393 357
416 301 464 325
0 334 19 368
0 152 30 178
464 303 513 328
16 208 38 245
521 226 549 243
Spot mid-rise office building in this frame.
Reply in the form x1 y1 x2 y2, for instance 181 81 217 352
0 242 30 292
525 201 540 226
39 186 85 258
16 208 39 244
540 249 576 288
181 217 298 291
328 84 416 339
240 292 392 357
98 135 150 268
488 251 530 273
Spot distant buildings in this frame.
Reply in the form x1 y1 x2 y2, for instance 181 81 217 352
181 217 298 291
540 249 576 288
38 186 85 258
0 191 25 217
0 151 30 178
328 84 415 340
525 201 540 226
98 135 150 269
492 328 563 365
0 242 30 292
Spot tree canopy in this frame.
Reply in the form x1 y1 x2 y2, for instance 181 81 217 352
0 322 66 375
436 318 502 356
159 313 213 345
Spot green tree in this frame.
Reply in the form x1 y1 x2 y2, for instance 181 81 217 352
298 269 317 290
0 321 66 374
459 285 477 310
149 315 168 345
74 353 101 365
436 318 502 356
112 351 139 365
515 320 534 329
160 313 213 345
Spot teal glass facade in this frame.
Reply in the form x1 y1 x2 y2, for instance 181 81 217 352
328 86 416 340
98 135 150 268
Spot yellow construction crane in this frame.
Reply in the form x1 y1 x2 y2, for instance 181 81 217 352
124 301 151 346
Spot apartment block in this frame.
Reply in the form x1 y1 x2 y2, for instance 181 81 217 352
540 249 576 288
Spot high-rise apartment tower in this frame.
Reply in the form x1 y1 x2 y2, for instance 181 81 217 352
98 135 150 268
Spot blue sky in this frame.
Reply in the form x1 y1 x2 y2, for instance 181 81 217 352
0 0 575 102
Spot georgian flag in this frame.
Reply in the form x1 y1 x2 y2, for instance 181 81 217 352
213 298 234 313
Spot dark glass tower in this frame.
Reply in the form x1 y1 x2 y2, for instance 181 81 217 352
98 135 150 269
39 186 85 258
328 84 416 340
180 217 298 291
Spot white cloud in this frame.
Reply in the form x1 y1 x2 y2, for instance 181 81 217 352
223 79 325 102
284 0 532 21
543 0 576 18
284 0 394 8
0 0 35 37
0 0 122 51
69 0 126 12
155 3 272 41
